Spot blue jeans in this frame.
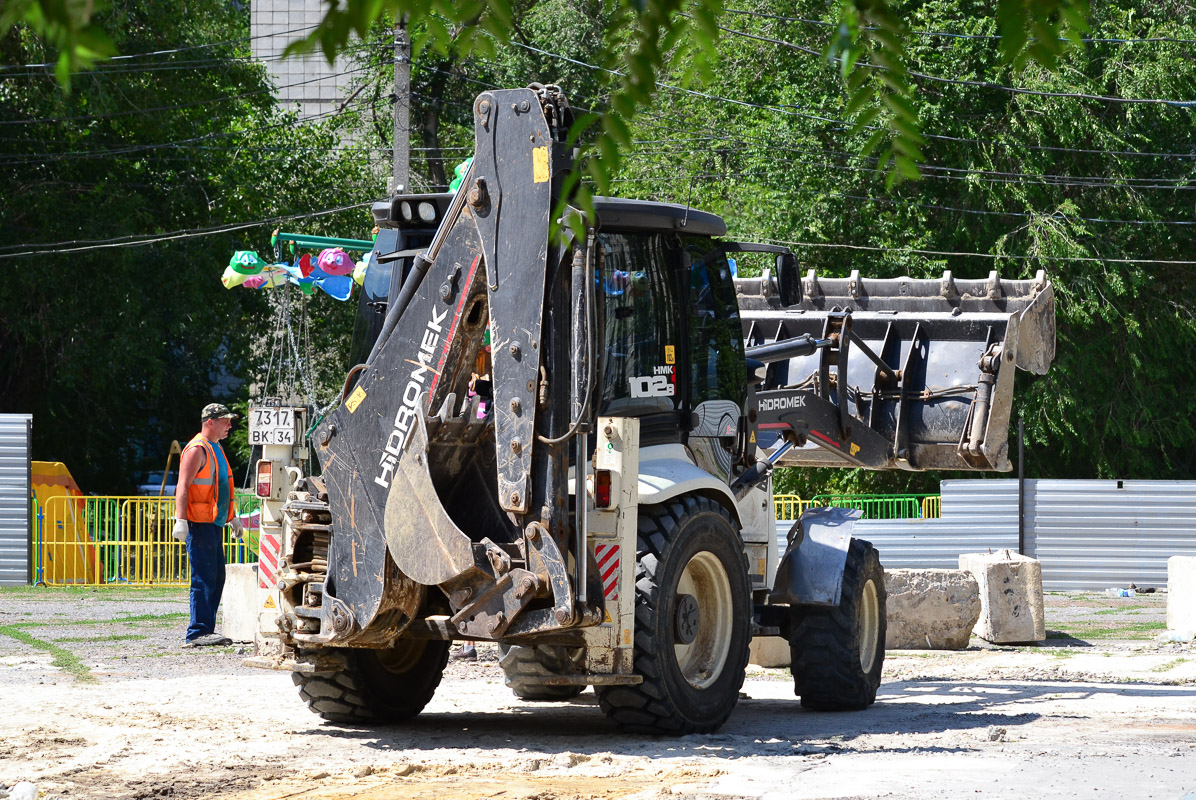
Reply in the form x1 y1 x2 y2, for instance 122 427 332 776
186 522 226 641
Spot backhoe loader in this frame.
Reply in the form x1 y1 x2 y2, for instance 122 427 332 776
245 84 1055 734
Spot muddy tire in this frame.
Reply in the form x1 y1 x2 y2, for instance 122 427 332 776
597 496 751 734
789 537 886 711
292 639 450 723
498 644 587 701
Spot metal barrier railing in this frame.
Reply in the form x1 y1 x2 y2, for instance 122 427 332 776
31 488 939 585
921 495 941 519
774 493 941 521
34 492 262 587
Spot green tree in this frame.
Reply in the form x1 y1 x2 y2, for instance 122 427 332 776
613 0 1196 490
0 1 377 492
4 0 1090 188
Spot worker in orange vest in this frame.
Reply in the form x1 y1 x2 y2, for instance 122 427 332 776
173 403 243 646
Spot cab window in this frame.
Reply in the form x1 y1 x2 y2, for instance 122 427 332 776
596 232 682 417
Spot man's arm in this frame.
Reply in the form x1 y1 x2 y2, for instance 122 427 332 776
174 445 204 520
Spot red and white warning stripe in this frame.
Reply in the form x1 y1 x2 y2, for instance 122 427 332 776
594 543 620 600
258 532 281 589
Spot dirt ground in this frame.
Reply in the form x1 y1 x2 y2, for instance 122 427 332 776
1 587 1194 800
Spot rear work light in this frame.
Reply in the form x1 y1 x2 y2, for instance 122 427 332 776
256 459 274 499
594 469 613 509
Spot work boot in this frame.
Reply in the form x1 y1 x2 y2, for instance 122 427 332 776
185 633 233 647
451 643 477 661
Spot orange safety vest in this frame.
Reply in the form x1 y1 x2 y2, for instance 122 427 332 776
183 433 234 524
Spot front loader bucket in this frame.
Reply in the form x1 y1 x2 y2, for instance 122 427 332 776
735 270 1055 471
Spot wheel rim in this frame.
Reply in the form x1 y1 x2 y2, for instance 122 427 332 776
376 639 427 674
674 551 733 690
859 577 880 674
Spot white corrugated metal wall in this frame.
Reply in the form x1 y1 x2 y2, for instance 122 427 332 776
777 479 1196 591
1027 480 1196 590
0 414 32 586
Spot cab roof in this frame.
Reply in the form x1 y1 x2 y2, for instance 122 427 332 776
372 193 726 238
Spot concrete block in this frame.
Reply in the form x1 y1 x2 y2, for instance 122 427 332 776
222 563 260 643
749 636 791 668
1167 556 1196 637
884 569 981 650
959 550 1045 644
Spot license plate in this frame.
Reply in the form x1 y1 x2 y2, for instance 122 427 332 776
249 407 296 446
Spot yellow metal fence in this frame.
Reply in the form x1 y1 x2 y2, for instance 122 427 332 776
29 490 939 587
33 493 262 587
773 493 942 521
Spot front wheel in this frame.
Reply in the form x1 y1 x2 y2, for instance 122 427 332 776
789 537 886 711
597 496 751 734
292 638 450 723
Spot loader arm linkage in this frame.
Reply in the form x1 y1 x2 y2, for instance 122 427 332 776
290 85 601 648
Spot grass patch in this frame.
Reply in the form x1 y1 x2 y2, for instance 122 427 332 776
0 585 186 600
14 612 187 629
0 624 95 683
53 634 148 644
1048 621 1167 641
1150 658 1191 673
1093 606 1151 615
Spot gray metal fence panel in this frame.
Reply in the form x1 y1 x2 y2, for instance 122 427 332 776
776 479 1196 591
1027 480 1196 591
0 414 32 586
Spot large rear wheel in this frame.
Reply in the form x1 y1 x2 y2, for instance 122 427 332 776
498 644 587 701
597 496 751 734
789 537 886 710
292 638 450 723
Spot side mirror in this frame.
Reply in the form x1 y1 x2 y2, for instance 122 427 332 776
777 253 801 306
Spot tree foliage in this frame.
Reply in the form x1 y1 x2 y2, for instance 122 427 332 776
5 0 1091 187
0 1 377 492
6 0 1196 497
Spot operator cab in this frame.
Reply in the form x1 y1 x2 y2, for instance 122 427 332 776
356 193 771 485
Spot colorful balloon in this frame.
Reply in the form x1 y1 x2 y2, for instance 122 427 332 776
353 252 372 286
317 248 355 276
228 250 266 276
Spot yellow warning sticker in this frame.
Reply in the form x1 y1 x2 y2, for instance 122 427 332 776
532 146 550 183
750 430 757 444
623 629 632 645
263 595 276 610
346 386 367 413
850 442 861 456
604 609 612 624
664 345 675 365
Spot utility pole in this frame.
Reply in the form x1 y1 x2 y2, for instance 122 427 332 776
393 17 410 195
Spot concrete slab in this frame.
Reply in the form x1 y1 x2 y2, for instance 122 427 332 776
749 636 791 668
885 569 980 649
959 550 1045 644
1167 556 1196 638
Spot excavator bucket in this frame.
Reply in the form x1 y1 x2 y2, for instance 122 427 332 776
735 269 1055 471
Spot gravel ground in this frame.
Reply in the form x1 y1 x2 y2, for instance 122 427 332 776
1 586 1194 800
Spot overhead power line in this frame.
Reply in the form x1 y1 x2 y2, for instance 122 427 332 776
0 24 323 73
0 202 373 259
741 235 1196 266
713 20 1196 107
613 167 1196 226
503 37 1196 161
0 63 381 127
721 8 1196 46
